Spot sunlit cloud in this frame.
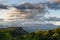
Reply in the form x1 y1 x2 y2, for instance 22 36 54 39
0 0 60 28
53 0 60 3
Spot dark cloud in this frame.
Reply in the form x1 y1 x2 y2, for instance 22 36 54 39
14 2 47 9
0 18 4 21
0 4 8 9
5 2 48 21
45 17 60 21
47 0 60 10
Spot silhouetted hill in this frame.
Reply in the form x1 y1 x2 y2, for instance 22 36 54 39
0 27 29 37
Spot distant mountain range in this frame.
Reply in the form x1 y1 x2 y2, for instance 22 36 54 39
23 24 60 32
0 23 60 32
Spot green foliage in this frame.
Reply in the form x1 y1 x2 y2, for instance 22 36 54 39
0 31 12 40
0 27 60 40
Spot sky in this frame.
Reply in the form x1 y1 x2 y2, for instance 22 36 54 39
0 0 48 5
0 0 59 18
49 10 60 18
0 0 60 28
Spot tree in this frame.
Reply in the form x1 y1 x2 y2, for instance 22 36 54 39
0 31 12 40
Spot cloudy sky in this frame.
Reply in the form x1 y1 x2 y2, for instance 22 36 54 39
0 0 59 17
0 0 60 28
0 0 47 4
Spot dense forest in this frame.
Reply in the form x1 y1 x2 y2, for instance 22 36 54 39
0 27 60 40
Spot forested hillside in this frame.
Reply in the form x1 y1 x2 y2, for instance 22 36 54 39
0 27 60 40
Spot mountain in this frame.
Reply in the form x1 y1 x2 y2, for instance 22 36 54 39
0 23 60 33
23 24 60 32
9 27 29 37
0 27 29 37
13 27 29 34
